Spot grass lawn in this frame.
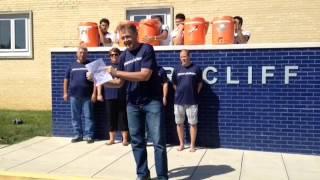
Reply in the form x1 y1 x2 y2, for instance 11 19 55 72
0 110 51 144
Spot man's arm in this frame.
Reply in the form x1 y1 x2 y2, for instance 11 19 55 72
172 69 177 91
173 25 184 45
102 37 112 46
110 68 153 82
236 30 249 44
63 79 69 101
98 28 112 46
156 30 168 41
104 78 125 88
197 81 203 94
173 33 184 45
100 36 112 46
162 82 169 106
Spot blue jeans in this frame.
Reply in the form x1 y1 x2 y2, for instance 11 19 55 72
127 100 168 179
70 97 94 138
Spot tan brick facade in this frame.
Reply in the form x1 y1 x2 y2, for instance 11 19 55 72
0 0 319 110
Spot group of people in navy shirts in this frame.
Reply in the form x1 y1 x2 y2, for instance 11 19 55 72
63 12 251 179
64 23 203 180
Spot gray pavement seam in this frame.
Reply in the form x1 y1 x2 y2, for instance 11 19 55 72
5 140 70 171
90 147 133 178
281 153 290 180
0 137 50 156
47 143 107 174
189 148 208 180
238 151 244 180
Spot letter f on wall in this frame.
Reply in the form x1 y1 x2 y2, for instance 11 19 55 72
285 66 299 84
262 66 275 84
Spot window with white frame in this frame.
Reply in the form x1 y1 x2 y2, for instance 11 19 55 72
0 11 33 58
126 7 173 32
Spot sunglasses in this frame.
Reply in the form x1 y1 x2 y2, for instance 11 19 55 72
110 53 119 57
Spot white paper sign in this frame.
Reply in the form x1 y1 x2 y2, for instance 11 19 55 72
85 58 113 86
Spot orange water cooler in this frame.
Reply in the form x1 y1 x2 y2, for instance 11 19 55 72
117 21 140 47
184 17 209 45
138 19 161 46
212 16 234 44
79 22 99 47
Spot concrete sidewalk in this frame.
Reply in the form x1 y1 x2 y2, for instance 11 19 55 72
0 145 8 149
0 137 319 180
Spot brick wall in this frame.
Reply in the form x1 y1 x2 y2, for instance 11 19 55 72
1 0 320 110
51 47 320 155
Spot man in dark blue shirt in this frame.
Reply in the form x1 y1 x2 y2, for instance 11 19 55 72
63 47 96 144
172 49 203 152
106 24 168 180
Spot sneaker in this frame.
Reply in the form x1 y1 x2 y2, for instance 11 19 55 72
71 137 82 143
86 137 94 144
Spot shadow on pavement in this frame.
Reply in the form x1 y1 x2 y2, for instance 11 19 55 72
168 164 235 179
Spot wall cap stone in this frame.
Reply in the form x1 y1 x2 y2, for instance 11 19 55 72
51 42 320 52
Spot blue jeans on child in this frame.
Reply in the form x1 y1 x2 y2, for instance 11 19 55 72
127 100 168 180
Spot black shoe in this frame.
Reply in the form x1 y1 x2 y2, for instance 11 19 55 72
136 174 151 180
71 137 82 143
86 137 94 144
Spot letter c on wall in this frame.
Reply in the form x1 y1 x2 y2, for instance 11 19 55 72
203 66 218 85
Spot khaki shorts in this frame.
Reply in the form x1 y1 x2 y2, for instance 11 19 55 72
174 104 198 125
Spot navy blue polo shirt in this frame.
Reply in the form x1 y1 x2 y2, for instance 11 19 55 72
103 64 126 100
172 63 202 105
118 43 162 105
64 61 94 98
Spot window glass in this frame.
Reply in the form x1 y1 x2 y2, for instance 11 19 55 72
0 20 11 49
0 12 32 58
15 19 26 49
133 15 147 22
126 7 172 31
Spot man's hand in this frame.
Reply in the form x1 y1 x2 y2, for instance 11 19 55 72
163 97 167 106
63 93 69 102
86 72 93 81
106 66 117 77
